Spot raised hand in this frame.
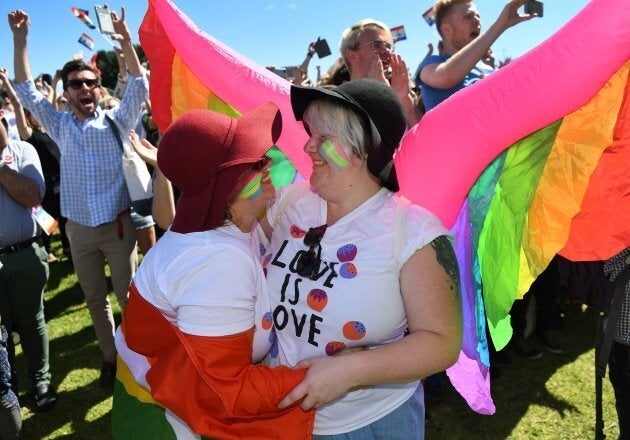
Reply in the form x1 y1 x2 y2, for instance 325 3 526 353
129 130 158 167
497 0 536 31
389 54 412 98
7 10 29 39
109 6 131 44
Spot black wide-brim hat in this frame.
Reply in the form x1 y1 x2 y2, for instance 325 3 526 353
291 78 407 192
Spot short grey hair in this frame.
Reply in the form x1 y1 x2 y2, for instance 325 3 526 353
339 18 391 67
303 99 368 163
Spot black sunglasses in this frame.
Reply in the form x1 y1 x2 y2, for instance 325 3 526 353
67 78 100 90
296 224 327 280
253 155 272 171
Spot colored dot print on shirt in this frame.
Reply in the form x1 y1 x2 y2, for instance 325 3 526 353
263 253 272 267
343 321 366 340
325 341 346 356
339 262 357 279
307 289 328 312
336 244 357 262
259 243 266 256
290 224 306 238
261 312 273 330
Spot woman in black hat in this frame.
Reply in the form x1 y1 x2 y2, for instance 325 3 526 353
262 78 463 439
113 104 315 439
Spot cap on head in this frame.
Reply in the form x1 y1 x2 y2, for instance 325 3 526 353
291 78 406 191
158 103 282 233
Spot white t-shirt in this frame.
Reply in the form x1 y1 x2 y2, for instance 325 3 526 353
264 182 450 434
133 223 273 362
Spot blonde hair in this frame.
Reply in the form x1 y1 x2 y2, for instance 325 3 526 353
339 19 391 67
303 99 368 163
434 0 472 37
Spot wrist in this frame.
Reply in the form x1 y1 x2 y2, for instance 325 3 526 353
306 53 313 58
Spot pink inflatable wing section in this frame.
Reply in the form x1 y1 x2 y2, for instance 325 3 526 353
147 0 312 178
395 0 630 229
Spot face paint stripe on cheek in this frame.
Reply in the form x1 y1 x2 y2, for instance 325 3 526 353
318 139 349 170
240 173 264 200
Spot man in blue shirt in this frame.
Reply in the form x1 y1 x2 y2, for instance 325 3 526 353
417 0 536 111
10 6 148 387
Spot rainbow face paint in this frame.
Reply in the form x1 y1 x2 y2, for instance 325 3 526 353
318 139 349 170
240 172 263 200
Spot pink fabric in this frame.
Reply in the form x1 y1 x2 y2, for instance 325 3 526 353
149 0 312 178
396 0 630 228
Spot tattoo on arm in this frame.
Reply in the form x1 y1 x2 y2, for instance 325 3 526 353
430 236 460 298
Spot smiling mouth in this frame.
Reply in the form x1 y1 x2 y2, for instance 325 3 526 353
79 97 93 106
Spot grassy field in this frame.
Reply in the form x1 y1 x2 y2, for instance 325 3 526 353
13 235 621 439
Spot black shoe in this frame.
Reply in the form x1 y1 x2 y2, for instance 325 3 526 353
34 385 58 412
537 331 563 354
511 336 543 359
99 361 116 388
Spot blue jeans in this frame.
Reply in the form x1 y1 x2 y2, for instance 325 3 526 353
313 385 424 440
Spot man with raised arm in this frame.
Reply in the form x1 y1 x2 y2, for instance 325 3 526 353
9 7 148 388
417 0 536 111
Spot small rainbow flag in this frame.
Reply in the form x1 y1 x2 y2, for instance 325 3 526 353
390 25 407 43
78 33 94 52
422 7 436 26
32 206 58 235
71 7 96 30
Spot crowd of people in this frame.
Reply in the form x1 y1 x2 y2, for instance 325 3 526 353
0 0 628 439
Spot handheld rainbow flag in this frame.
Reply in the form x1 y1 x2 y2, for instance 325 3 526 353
137 0 630 417
78 33 94 52
32 206 58 235
71 7 96 30
422 7 435 26
390 25 407 42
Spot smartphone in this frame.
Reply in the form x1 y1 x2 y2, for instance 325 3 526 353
524 0 543 17
94 5 116 34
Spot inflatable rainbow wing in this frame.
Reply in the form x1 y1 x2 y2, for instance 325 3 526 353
138 0 630 416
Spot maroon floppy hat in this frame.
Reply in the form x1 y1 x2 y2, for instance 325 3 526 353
157 103 282 233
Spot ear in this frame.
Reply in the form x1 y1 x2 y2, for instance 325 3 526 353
345 49 360 69
440 22 452 38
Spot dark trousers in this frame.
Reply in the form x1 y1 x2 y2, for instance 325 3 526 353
0 242 51 389
610 342 630 440
512 257 560 337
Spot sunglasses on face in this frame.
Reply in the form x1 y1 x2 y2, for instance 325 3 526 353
253 155 273 171
356 40 395 53
295 224 327 280
67 78 100 90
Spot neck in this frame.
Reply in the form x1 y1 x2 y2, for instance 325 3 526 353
442 39 459 56
325 172 381 225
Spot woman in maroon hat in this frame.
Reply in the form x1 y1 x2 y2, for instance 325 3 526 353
112 104 314 439
262 79 463 439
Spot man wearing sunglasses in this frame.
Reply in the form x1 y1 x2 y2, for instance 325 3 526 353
417 0 537 111
10 6 148 388
340 19 420 127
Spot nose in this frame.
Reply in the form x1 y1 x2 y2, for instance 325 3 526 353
303 136 318 154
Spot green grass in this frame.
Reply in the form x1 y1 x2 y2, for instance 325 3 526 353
13 233 621 439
